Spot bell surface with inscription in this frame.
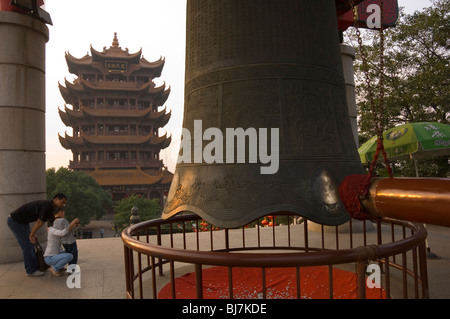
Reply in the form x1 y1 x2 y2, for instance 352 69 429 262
162 0 363 228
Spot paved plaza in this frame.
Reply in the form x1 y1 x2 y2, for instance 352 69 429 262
0 220 449 300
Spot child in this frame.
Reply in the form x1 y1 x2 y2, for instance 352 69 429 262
44 208 79 276
53 213 79 269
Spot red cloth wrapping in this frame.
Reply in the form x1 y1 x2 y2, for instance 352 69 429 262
339 174 374 220
158 266 386 299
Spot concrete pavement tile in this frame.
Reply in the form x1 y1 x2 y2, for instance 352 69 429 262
0 267 28 287
0 263 15 277
0 286 14 298
41 284 103 299
8 292 46 299
79 269 104 289
103 275 126 299
8 274 50 297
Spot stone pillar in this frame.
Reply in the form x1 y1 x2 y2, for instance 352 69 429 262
341 44 359 147
0 11 49 263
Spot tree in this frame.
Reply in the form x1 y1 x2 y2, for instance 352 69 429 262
345 0 449 177
113 195 161 230
46 167 113 225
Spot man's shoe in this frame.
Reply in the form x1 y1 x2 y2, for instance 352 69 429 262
27 270 45 277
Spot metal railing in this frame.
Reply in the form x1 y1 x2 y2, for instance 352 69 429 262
122 213 429 299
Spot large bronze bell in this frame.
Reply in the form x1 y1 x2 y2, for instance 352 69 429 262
162 0 363 228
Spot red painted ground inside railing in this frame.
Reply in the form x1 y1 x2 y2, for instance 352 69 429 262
158 266 386 299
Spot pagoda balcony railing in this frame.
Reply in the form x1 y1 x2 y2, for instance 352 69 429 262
90 131 152 137
94 105 149 111
93 80 143 89
69 159 163 169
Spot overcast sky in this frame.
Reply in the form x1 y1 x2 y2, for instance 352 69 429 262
43 0 434 172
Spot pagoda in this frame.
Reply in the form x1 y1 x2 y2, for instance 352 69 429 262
58 33 173 205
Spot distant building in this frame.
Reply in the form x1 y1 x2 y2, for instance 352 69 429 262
58 33 173 205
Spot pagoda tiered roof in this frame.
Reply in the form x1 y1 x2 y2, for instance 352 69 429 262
59 132 171 150
66 52 165 77
59 105 171 126
89 167 173 186
65 33 165 77
58 79 170 107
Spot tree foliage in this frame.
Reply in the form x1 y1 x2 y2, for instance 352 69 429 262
46 167 113 225
346 0 449 139
345 0 449 177
113 195 162 230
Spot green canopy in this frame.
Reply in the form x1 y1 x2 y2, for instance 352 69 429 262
358 122 450 164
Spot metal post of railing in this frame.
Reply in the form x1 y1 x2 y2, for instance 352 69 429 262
123 246 132 298
412 243 419 298
228 267 233 299
157 225 163 276
151 256 157 299
304 219 309 252
328 265 334 299
356 260 366 299
418 242 430 298
402 251 408 298
138 252 143 299
124 246 135 299
170 261 176 299
195 264 203 299
384 256 391 299
262 267 267 299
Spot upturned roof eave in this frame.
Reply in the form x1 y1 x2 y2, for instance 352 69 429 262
90 44 143 62
89 168 165 186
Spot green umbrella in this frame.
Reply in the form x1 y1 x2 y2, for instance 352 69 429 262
358 122 450 164
359 122 449 260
